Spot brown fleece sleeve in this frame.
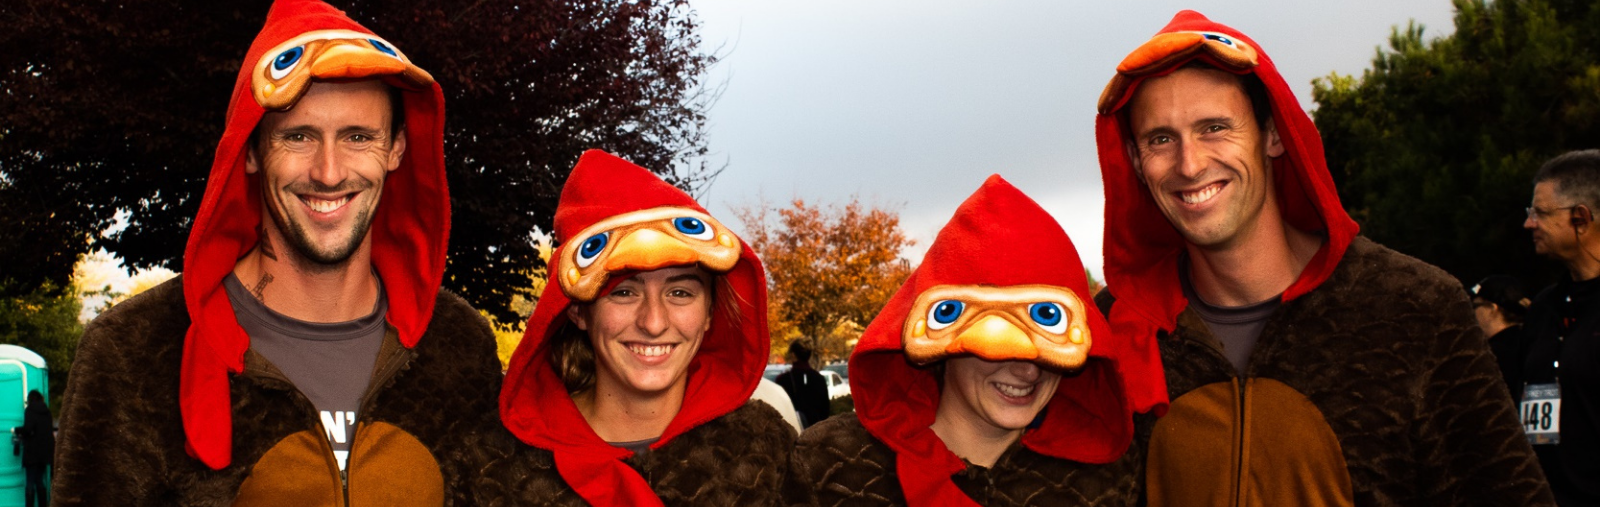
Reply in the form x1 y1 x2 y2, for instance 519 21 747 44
52 286 187 506
1415 289 1556 505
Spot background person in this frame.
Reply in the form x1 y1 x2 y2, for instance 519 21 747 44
775 341 830 428
1520 149 1600 505
790 175 1161 506
1093 10 1551 506
13 390 51 507
1469 275 1534 400
478 150 794 506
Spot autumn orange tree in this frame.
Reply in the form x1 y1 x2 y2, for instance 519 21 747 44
734 197 914 362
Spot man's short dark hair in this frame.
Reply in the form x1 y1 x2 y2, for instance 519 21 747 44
246 81 406 154
1533 149 1600 209
788 341 812 363
1122 61 1275 155
1178 60 1273 129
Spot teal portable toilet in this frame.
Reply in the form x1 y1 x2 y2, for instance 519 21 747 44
0 345 47 507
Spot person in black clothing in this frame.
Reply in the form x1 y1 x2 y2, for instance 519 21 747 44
1471 275 1534 402
775 341 829 428
1521 149 1600 505
15 390 52 507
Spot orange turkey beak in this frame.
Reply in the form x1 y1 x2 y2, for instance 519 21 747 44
602 229 700 272
308 40 433 89
312 43 406 77
1097 30 1259 114
944 315 1040 362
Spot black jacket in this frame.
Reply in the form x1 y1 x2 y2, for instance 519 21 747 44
18 400 52 467
1522 278 1600 504
776 364 830 428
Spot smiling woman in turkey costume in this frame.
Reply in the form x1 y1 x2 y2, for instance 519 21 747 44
789 175 1165 507
471 149 795 506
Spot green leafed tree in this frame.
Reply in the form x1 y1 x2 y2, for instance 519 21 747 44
0 282 83 410
0 0 717 325
1313 0 1600 288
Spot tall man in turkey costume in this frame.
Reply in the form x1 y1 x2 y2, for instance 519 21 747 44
53 1 502 504
1094 10 1552 506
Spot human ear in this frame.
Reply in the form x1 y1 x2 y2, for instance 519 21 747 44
245 146 261 175
1264 119 1284 158
1124 140 1144 181
567 304 589 331
386 128 407 173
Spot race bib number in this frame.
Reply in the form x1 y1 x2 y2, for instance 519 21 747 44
1521 383 1561 445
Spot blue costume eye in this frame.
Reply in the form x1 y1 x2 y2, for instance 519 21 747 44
368 39 399 58
1030 302 1068 334
575 232 610 268
927 300 965 330
1203 33 1237 48
673 217 714 240
269 46 305 80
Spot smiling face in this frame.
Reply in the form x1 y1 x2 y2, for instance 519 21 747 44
570 265 713 399
937 356 1062 435
1126 67 1283 250
248 79 404 268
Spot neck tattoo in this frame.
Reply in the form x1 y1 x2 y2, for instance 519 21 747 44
251 272 273 302
257 222 279 261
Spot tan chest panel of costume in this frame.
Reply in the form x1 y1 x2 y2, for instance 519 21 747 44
1147 378 1353 507
232 422 443 507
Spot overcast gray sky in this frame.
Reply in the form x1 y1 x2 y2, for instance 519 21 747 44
690 1 1458 278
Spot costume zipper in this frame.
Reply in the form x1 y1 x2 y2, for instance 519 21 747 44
344 334 414 506
242 358 349 506
1233 377 1247 507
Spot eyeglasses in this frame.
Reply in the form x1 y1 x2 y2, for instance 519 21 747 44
1526 205 1578 221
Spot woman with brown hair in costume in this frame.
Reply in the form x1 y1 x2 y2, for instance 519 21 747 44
471 150 795 506
789 175 1164 506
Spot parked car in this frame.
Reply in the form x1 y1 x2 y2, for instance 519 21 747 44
822 362 848 382
764 364 850 400
763 364 791 382
818 370 850 400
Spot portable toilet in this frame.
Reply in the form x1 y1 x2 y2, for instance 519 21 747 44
0 345 47 507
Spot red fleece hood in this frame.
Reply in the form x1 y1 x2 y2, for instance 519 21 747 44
1094 10 1359 412
500 150 769 507
179 0 447 470
852 175 1156 507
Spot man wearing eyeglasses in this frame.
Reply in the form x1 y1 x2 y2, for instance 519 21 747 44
1520 149 1600 506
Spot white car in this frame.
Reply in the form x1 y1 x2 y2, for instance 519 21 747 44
818 370 850 400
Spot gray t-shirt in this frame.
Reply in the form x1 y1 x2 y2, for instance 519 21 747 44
1181 264 1281 376
223 273 387 471
610 437 660 457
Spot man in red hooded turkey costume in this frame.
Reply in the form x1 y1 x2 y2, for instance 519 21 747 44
53 1 502 505
1094 10 1552 506
470 149 795 506
790 175 1163 506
